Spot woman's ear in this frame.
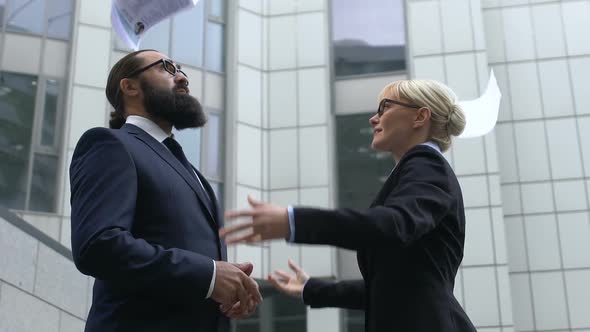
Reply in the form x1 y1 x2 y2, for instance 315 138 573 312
413 107 431 128
119 78 140 97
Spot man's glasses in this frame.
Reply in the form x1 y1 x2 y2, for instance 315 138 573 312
127 58 188 80
377 98 421 117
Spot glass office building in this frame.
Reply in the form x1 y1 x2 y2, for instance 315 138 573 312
1 0 590 331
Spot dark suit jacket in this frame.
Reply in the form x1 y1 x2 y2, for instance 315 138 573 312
295 145 476 332
70 124 228 332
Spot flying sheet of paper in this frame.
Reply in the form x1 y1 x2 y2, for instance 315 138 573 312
458 70 502 139
111 0 200 50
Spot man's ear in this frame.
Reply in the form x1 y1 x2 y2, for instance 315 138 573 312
119 78 140 97
413 107 431 129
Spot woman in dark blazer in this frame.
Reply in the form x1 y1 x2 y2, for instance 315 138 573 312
220 79 476 332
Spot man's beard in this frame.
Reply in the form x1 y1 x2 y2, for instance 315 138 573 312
140 78 207 130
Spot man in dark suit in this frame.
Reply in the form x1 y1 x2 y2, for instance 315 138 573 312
70 49 262 332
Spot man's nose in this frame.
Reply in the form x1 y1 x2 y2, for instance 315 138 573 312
175 73 189 86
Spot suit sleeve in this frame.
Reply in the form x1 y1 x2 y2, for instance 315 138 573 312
302 278 365 310
70 128 214 302
293 149 455 251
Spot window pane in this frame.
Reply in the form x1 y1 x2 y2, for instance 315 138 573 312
171 2 204 67
274 320 306 332
271 292 307 317
46 0 73 40
6 0 45 35
205 21 224 72
0 72 37 210
209 0 224 18
140 18 171 55
173 127 201 168
234 322 260 332
331 0 407 76
41 79 60 147
29 154 58 212
0 0 7 28
205 113 222 178
336 113 393 209
345 309 365 332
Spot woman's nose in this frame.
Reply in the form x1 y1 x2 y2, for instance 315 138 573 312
369 114 379 126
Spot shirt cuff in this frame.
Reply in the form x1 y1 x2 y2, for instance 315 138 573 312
287 205 295 243
206 260 216 299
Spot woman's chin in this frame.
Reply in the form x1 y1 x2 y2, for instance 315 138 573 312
371 140 386 152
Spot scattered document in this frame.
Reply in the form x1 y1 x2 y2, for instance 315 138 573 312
458 70 501 139
111 0 200 50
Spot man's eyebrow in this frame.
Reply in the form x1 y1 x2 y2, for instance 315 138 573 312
168 59 182 69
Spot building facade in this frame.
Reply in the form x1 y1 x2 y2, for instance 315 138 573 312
0 0 589 331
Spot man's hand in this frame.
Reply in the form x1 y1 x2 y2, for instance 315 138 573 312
220 196 290 244
211 261 262 317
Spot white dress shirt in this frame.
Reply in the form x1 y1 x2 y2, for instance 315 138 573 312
125 115 217 299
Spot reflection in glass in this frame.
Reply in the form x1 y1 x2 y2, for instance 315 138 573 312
336 113 394 209
233 322 259 332
345 309 365 332
205 113 222 178
331 0 407 76
205 22 224 72
6 0 45 35
29 154 58 212
234 286 306 332
171 2 204 67
42 79 60 146
272 291 307 317
140 18 171 55
273 320 306 332
0 0 7 28
46 0 73 40
0 72 37 210
173 127 201 168
209 0 224 18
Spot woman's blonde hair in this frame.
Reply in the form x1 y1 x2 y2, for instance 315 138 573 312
379 79 465 152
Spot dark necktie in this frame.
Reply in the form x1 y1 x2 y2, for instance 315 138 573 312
163 137 212 207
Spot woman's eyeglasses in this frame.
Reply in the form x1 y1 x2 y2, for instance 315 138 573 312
377 98 421 117
127 58 188 79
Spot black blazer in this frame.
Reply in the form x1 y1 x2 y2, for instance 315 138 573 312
294 145 476 332
70 124 228 332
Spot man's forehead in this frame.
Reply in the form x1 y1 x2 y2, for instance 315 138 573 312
139 51 170 64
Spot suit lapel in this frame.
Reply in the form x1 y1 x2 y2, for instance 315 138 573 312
124 124 217 227
370 167 399 208
360 165 400 276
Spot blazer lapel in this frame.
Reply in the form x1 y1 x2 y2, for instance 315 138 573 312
370 167 399 208
361 165 400 276
124 124 217 227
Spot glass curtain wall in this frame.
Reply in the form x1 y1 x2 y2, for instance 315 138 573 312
331 0 406 77
0 0 73 212
233 285 307 332
3 0 72 40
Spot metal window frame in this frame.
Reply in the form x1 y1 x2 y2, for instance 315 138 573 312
17 73 64 212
